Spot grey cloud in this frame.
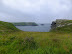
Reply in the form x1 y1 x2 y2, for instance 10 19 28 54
0 0 72 23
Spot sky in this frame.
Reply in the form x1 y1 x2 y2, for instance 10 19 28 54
0 0 72 23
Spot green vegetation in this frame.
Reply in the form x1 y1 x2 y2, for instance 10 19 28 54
0 21 72 54
51 25 72 33
51 20 72 33
12 22 38 26
0 21 20 34
56 20 72 25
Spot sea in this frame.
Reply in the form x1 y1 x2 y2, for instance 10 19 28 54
16 24 51 32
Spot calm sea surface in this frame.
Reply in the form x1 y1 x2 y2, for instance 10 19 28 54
16 24 51 32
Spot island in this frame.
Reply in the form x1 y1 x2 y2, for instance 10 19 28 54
41 24 44 26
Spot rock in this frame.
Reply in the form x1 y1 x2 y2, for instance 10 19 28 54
51 19 72 30
51 21 56 29
67 23 72 25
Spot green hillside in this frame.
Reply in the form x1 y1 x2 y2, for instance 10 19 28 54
51 20 72 33
0 21 72 54
0 21 19 33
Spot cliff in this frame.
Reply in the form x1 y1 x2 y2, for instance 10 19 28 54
51 19 72 32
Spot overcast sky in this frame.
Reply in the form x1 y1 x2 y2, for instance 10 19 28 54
0 0 72 23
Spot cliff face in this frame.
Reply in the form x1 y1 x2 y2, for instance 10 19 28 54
51 21 56 29
51 19 72 32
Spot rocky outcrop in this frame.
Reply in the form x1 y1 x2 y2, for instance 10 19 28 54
51 19 72 30
51 21 56 29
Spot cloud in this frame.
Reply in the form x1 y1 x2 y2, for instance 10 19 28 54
0 12 36 22
2 0 40 13
0 0 72 23
47 0 71 12
2 0 72 14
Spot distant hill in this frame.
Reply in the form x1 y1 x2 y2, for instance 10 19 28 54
12 22 38 26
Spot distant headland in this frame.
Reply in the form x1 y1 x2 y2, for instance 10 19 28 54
12 22 38 26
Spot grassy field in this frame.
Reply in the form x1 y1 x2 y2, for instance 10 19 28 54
0 21 72 54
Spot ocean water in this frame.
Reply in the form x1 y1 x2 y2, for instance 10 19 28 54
16 24 51 32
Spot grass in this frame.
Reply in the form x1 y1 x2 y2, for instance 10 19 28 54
0 21 72 54
51 25 72 33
